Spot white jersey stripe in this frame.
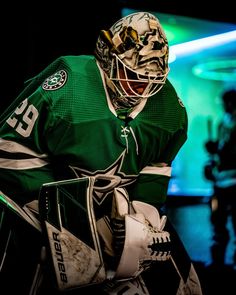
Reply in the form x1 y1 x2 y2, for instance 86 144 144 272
0 138 48 158
140 166 171 177
0 158 49 169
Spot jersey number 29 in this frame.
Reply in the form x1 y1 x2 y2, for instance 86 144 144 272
6 98 39 137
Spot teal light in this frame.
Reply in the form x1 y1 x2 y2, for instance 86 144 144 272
192 59 236 81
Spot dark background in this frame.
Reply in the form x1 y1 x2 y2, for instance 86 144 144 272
0 1 122 111
120 0 236 24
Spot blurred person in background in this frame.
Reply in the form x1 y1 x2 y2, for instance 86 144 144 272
204 89 236 269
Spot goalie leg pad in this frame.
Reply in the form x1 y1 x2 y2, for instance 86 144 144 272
38 177 106 291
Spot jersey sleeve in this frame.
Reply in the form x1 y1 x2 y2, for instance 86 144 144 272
0 57 74 204
0 84 56 205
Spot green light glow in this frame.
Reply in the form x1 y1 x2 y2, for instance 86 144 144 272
0 194 15 210
162 23 190 45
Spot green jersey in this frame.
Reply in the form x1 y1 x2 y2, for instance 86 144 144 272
0 55 187 207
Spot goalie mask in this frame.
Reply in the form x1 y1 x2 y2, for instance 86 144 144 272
95 12 169 108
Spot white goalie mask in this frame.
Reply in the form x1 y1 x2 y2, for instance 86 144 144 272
95 12 169 106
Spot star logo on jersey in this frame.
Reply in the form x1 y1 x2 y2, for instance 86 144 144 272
42 70 67 90
69 151 137 205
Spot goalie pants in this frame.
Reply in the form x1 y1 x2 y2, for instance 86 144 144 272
0 207 202 295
